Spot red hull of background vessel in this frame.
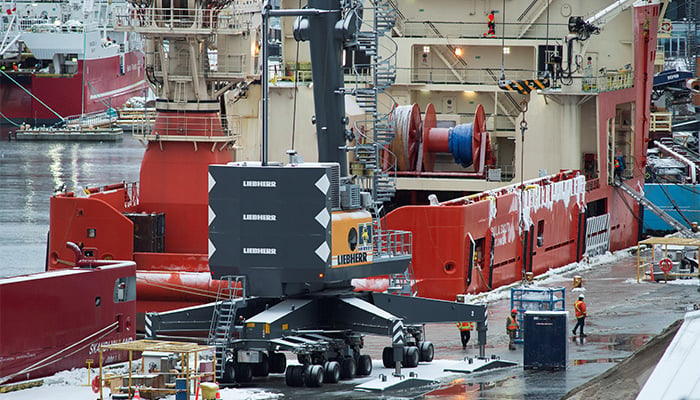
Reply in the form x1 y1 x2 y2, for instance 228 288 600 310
0 52 145 124
47 112 233 315
0 263 136 384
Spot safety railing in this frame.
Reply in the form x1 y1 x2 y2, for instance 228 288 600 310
374 230 412 258
64 109 118 129
143 114 236 141
407 67 539 86
124 182 140 209
114 6 254 32
486 165 515 182
56 181 140 209
600 69 634 92
401 20 568 40
585 178 600 192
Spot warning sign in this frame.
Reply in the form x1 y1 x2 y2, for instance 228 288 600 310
358 223 373 252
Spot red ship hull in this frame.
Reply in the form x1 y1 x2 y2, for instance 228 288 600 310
45 4 658 313
0 262 136 384
377 172 639 300
0 52 145 124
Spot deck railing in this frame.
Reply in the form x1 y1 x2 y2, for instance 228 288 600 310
375 230 412 258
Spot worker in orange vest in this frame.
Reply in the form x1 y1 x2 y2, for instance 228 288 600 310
572 294 587 336
456 321 473 349
506 309 519 350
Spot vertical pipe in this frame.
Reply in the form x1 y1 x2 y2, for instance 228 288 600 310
128 351 133 398
261 1 270 166
576 210 583 262
520 230 528 281
467 234 475 288
488 238 494 290
636 242 640 283
528 224 535 272
99 347 104 400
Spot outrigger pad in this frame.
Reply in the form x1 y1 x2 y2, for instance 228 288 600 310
443 358 518 373
355 375 439 392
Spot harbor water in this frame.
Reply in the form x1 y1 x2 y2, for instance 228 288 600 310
0 126 144 277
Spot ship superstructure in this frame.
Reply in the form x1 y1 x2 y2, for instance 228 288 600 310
47 0 260 313
45 0 663 314
231 0 662 298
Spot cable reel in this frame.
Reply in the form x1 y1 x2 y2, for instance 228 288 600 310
387 103 495 173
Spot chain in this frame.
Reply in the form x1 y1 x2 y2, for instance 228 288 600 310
518 99 528 284
519 99 528 139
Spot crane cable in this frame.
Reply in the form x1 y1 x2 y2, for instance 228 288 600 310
545 0 550 78
137 277 222 299
499 0 506 80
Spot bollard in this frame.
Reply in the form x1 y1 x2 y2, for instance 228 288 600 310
573 275 582 288
525 272 534 282
199 382 219 400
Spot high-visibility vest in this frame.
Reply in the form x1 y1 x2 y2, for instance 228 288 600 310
507 315 518 331
574 300 587 319
456 322 474 331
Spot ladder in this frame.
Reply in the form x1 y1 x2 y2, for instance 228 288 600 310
388 264 417 296
351 0 397 206
208 276 246 380
615 180 694 238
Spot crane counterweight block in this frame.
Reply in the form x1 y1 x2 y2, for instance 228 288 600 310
208 162 412 297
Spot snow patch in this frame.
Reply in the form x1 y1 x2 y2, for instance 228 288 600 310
458 248 633 305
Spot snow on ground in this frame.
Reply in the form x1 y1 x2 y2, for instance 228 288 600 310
458 248 634 305
0 248 637 399
0 360 477 399
0 364 283 400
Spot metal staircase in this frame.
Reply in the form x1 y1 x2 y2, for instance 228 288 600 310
388 262 417 296
208 275 245 380
351 0 398 207
615 180 694 238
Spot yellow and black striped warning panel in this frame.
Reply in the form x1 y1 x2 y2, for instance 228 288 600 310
498 77 551 94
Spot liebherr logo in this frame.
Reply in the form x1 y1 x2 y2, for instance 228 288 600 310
333 252 373 266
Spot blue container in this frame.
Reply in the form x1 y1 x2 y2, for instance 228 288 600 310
523 311 568 370
175 378 187 400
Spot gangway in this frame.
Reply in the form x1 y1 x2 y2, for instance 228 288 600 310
615 180 694 238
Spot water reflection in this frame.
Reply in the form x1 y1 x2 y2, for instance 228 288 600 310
0 127 144 276
425 377 498 399
48 143 65 192
571 333 652 351
572 358 625 365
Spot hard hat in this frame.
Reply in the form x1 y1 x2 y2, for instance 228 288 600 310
511 308 517 314
579 294 584 299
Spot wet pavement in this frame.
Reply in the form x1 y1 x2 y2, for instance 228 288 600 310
223 252 700 399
